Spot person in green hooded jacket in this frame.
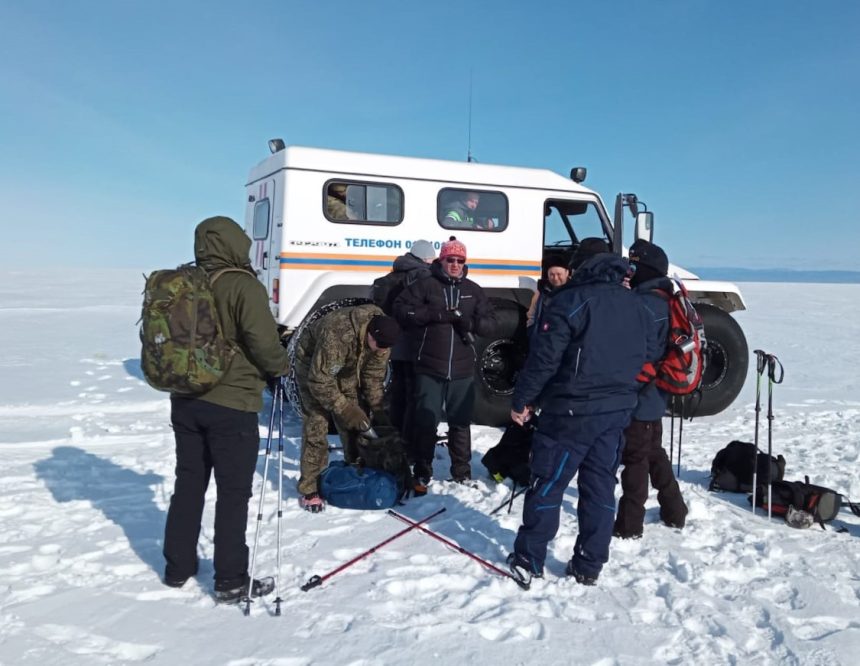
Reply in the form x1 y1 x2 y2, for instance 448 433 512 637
162 216 290 603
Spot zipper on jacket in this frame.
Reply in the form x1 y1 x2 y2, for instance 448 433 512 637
417 328 428 361
574 348 582 377
447 328 454 379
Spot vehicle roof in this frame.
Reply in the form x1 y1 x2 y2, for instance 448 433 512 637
246 145 598 195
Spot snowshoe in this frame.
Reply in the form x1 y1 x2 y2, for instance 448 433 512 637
506 552 542 590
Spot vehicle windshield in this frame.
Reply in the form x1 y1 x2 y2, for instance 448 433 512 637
543 199 609 250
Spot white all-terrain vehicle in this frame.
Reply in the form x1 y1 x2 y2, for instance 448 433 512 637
243 140 748 426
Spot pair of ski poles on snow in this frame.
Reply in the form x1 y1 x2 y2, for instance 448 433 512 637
244 377 287 616
301 506 530 592
751 349 784 518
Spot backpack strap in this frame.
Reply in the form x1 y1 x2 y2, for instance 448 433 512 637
209 267 256 285
635 287 672 386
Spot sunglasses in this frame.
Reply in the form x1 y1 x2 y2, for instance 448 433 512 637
445 257 466 265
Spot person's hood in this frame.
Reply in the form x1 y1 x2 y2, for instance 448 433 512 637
392 252 432 274
634 275 674 295
569 253 628 287
194 216 253 271
430 258 468 283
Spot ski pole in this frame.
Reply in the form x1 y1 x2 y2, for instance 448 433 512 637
765 353 784 521
244 380 280 616
669 396 675 464
490 483 527 516
677 398 684 477
751 349 767 514
300 507 446 591
274 380 285 616
387 509 529 590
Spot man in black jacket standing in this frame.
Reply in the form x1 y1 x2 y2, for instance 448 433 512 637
614 239 688 538
507 245 656 587
393 237 496 488
371 240 436 449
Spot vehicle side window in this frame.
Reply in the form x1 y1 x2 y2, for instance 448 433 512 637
437 188 508 232
252 199 270 240
324 180 403 225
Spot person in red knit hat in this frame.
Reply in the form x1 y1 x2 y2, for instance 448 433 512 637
393 237 496 489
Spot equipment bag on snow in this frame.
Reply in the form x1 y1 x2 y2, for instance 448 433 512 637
140 263 250 394
637 278 706 395
751 477 843 527
709 440 786 493
481 422 534 486
319 461 399 510
354 426 413 500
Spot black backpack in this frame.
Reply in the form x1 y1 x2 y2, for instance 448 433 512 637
354 426 413 500
709 440 786 493
370 265 429 316
481 422 534 487
751 477 843 527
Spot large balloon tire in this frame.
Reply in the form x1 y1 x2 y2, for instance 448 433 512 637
471 299 529 427
676 304 748 417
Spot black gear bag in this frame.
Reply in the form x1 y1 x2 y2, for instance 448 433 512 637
751 477 843 528
481 422 534 487
355 426 413 500
709 440 786 493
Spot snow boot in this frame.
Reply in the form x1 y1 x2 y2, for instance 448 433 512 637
507 552 543 589
215 576 275 604
565 560 598 586
300 493 325 513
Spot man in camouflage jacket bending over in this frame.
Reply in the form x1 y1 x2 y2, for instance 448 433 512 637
293 304 401 512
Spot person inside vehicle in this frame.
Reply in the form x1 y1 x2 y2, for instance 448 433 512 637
442 192 481 229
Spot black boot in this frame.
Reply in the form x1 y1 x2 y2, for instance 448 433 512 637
446 426 472 481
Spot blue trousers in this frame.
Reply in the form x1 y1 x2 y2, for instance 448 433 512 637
513 410 631 578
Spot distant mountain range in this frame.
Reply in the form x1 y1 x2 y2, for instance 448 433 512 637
688 267 860 284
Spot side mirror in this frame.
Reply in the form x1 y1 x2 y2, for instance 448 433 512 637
634 212 654 243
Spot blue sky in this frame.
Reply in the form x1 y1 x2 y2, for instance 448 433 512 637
1 0 858 271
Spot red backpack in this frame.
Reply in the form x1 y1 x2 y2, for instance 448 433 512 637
637 278 705 395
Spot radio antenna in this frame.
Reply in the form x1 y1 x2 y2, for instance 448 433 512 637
467 69 475 163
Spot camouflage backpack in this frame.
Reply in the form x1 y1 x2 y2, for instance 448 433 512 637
139 263 251 394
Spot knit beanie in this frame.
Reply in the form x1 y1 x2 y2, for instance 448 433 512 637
409 239 436 262
439 236 467 261
367 315 401 349
629 239 669 276
569 237 610 270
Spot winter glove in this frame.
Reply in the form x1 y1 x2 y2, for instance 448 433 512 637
454 316 476 344
266 376 283 395
454 316 474 336
339 403 371 433
432 309 458 324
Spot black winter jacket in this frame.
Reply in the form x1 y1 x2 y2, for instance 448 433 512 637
371 252 433 361
370 252 432 315
512 254 657 416
632 276 673 421
393 261 496 380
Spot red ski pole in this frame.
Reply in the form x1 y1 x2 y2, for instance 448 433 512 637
301 507 446 591
387 509 529 590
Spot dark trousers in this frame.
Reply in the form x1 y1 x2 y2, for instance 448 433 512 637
412 373 474 480
163 398 259 590
514 410 630 578
388 360 417 446
614 419 687 536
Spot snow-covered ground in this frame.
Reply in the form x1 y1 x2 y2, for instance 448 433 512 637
0 270 858 665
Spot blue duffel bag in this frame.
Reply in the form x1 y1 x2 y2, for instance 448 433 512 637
319 461 399 510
